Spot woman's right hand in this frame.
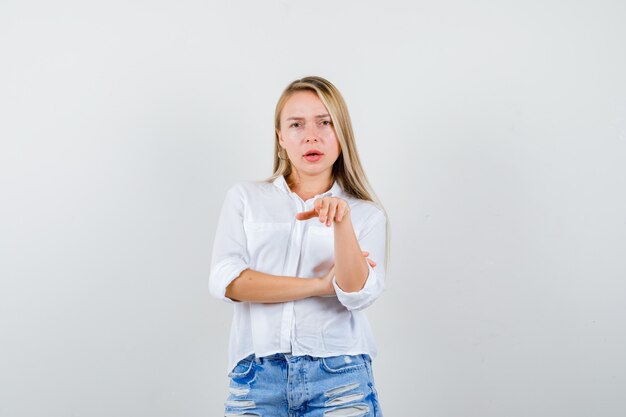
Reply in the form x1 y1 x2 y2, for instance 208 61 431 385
317 251 376 296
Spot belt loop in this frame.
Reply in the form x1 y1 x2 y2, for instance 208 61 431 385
254 355 262 364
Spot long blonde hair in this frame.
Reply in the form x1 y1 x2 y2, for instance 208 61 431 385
266 76 391 270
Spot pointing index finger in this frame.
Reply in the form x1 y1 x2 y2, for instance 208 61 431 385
295 209 317 220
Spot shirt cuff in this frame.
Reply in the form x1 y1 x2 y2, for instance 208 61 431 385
332 262 379 311
209 259 249 304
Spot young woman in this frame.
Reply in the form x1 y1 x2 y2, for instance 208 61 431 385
209 76 389 417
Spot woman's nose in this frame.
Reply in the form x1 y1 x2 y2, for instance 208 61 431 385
304 124 320 142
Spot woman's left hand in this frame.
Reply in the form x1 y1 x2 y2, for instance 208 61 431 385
295 196 351 226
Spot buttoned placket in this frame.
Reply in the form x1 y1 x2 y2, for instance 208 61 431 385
279 186 334 353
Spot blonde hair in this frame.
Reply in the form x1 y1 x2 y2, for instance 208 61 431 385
265 76 391 270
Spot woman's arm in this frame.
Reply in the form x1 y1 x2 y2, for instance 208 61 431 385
296 197 371 293
332 212 369 292
225 251 376 303
225 269 329 303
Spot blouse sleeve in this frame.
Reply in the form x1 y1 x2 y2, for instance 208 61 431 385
208 183 250 304
332 208 387 311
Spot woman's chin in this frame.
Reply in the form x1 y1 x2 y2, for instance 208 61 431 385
296 165 331 177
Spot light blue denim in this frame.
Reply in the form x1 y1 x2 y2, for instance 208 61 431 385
224 352 383 417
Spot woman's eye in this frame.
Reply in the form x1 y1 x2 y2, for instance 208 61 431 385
290 122 301 128
321 120 332 126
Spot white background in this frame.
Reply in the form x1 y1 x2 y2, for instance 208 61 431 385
1 1 625 416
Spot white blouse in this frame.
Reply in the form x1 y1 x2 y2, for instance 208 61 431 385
208 174 387 375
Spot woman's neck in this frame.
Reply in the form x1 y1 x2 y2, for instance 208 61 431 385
286 171 333 201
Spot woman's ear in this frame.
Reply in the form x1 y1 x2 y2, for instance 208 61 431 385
277 129 284 146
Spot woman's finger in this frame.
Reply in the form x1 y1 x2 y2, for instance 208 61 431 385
295 209 317 220
336 202 350 222
317 198 329 223
314 198 324 214
326 200 338 226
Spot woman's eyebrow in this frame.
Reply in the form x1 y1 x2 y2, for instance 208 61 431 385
286 114 330 120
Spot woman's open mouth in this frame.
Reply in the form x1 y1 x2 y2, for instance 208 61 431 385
303 151 323 162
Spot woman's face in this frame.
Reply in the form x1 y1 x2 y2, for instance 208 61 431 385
277 90 341 178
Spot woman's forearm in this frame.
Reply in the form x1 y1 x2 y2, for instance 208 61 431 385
225 268 325 303
333 214 369 292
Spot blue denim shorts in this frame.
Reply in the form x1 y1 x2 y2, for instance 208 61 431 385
224 353 383 417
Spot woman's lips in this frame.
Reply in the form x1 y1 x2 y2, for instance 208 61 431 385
304 154 323 162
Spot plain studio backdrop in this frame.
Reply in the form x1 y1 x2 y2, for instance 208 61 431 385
1 1 625 416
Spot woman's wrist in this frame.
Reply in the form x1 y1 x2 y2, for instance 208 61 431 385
311 276 335 297
308 277 323 297
333 210 352 230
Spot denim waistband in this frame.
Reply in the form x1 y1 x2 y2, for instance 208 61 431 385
252 352 370 364
253 352 299 363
